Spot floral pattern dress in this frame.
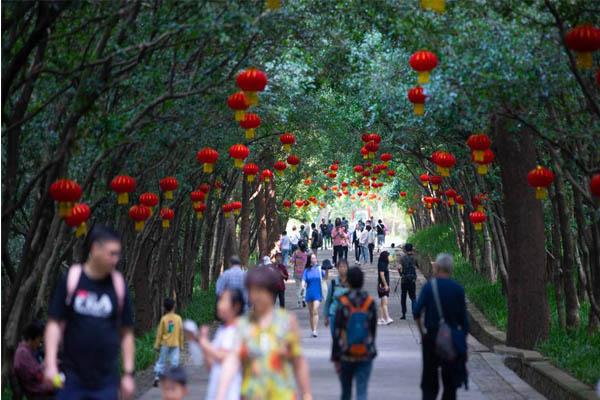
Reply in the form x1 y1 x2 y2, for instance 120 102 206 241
237 308 302 400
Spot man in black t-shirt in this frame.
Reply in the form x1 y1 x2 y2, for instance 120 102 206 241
44 226 135 400
320 219 329 249
310 223 322 252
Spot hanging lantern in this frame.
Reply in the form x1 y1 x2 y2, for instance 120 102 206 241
139 192 159 214
380 153 392 166
303 177 312 186
261 169 273 183
265 0 281 10
227 91 249 121
110 175 136 205
354 165 364 175
287 154 300 171
591 174 600 197
368 133 381 144
198 183 211 194
158 177 178 200
64 203 91 237
196 147 219 174
408 86 426 116
466 133 492 162
445 189 457 206
309 196 317 205
231 201 242 216
294 199 304 208
330 164 339 172
365 140 379 159
432 151 456 177
279 132 296 152
239 113 261 140
474 193 487 212
243 163 260 182
409 50 439 84
235 68 268 105
229 144 250 168
429 175 442 191
273 160 287 176
423 196 434 209
331 185 339 192
159 208 174 229
222 203 233 218
527 166 555 200
456 195 465 212
387 170 396 179
282 199 292 210
400 191 407 198
564 24 600 69
473 149 495 175
361 133 371 143
420 0 445 13
328 172 337 179
360 146 369 159
49 179 83 218
419 173 430 187
129 204 151 232
469 211 487 231
190 191 205 207
193 203 206 219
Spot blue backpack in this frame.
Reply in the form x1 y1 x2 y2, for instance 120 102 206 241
339 294 374 358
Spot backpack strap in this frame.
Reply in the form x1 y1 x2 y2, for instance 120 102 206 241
65 264 83 306
431 278 445 324
111 269 126 316
359 296 373 312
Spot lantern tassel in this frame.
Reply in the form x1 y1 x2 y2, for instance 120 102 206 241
247 175 255 183
574 51 593 70
245 129 255 140
165 191 174 200
290 165 297 172
234 159 243 168
162 220 170 229
203 163 214 174
135 221 145 232
283 144 291 152
473 150 485 162
535 187 548 200
431 184 439 191
266 0 281 10
244 91 259 106
448 199 455 206
196 212 204 220
75 223 88 238
477 205 485 212
476 164 489 175
224 211 231 218
414 103 425 116
474 222 482 231
417 70 431 84
234 110 245 122
234 209 241 216
117 193 129 205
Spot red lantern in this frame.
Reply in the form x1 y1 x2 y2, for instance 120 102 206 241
129 204 151 231
239 113 261 140
445 189 457 206
222 203 233 218
139 192 159 215
330 164 339 172
591 174 600 197
236 68 268 105
473 149 495 175
295 199 304 208
466 134 492 162
328 172 337 179
354 165 364 174
282 199 292 209
360 146 369 159
565 25 600 69
469 211 487 231
159 177 178 200
309 196 317 205
380 153 392 166
287 154 300 171
160 207 175 229
49 179 82 217
303 177 312 186
64 203 91 237
409 50 438 84
527 166 555 200
227 91 249 121
456 195 465 211
190 191 205 207
243 163 260 182
419 173 430 187
110 175 136 205
321 184 329 192
198 183 211 194
280 133 296 152
261 169 273 182
429 175 442 190
229 144 250 168
193 206 208 222
408 86 426 116
368 133 381 144
196 147 219 174
420 0 445 13
231 201 242 216
273 160 287 176
432 151 456 177
365 140 379 159
387 170 396 179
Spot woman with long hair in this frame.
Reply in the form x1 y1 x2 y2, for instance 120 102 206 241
323 259 350 337
302 253 326 337
331 218 346 264
377 251 393 325
216 267 312 400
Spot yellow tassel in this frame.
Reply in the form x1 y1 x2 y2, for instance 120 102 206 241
414 103 425 116
476 164 488 175
290 165 297 172
473 150 484 162
283 144 291 152
234 209 241 216
477 205 485 212
203 163 214 174
574 51 593 70
264 177 271 183
266 0 281 10
458 205 464 212
421 0 445 13
192 201 199 208
247 175 255 183
245 91 258 106
363 154 368 159
196 212 204 220
275 171 284 177
431 184 439 191
162 220 170 229
135 221 144 231
417 71 431 84
474 223 482 231
165 191 174 200
535 187 548 200
117 193 129 205
234 110 245 121
245 129 255 140
448 199 455 206
422 181 428 187
234 159 243 168
75 223 88 238
224 211 231 218
369 152 375 159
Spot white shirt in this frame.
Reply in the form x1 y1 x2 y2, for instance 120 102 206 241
359 230 369 245
368 230 377 244
206 325 241 400
280 235 291 250
290 231 300 245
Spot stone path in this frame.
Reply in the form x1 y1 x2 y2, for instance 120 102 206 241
139 248 545 399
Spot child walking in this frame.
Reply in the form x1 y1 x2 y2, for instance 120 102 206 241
154 298 184 387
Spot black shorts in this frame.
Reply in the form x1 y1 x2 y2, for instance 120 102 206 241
378 286 390 298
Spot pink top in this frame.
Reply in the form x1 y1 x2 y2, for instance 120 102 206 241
332 227 346 246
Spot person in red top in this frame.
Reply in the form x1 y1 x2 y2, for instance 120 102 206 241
273 253 289 308
13 321 56 399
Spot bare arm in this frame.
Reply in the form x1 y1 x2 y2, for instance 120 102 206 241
121 328 135 373
43 320 62 382
379 271 388 287
215 351 241 400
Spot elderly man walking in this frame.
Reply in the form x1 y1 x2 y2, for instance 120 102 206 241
216 255 247 303
413 253 469 400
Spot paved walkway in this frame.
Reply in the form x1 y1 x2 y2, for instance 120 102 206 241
140 248 545 399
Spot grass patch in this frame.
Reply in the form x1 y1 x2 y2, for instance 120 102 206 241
409 224 600 386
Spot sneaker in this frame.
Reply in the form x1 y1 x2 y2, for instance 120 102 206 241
153 377 159 387
386 318 394 325
400 315 406 320
312 331 318 338
377 319 386 325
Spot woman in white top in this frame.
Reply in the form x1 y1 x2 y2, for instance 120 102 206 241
199 288 244 400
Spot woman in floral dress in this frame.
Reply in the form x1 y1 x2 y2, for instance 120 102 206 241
216 266 313 400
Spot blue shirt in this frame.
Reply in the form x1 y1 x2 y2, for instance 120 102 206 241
303 265 325 302
412 277 469 334
216 266 247 302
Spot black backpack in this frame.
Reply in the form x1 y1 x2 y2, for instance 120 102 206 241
376 223 384 235
401 255 417 281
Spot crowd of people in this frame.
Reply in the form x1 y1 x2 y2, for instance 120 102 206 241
12 220 470 400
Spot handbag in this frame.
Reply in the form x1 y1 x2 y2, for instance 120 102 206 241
431 278 457 362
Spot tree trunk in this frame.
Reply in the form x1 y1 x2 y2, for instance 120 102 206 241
254 183 268 257
494 117 550 348
550 189 566 330
482 223 497 282
239 178 251 266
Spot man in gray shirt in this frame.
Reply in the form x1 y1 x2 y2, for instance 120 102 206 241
215 256 247 304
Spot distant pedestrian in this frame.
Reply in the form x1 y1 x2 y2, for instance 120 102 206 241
273 253 289 308
366 225 376 264
331 267 377 400
216 267 312 400
341 217 349 230
320 219 330 250
358 225 369 265
153 298 184 387
216 255 247 307
377 251 393 325
44 225 135 400
303 253 326 337
332 218 346 264
413 253 469 400
311 222 322 253
352 223 362 264
399 244 418 320
199 288 244 400
280 231 291 265
160 367 188 400
375 220 386 252
324 259 350 337
300 224 309 243
291 240 309 308
341 226 350 261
